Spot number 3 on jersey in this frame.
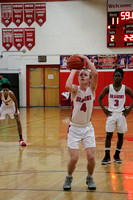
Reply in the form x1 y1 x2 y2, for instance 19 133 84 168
114 99 119 106
80 103 87 112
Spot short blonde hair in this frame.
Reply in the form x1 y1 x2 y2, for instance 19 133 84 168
78 69 92 79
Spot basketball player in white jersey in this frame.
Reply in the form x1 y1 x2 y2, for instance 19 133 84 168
0 83 26 146
63 54 98 190
98 68 133 165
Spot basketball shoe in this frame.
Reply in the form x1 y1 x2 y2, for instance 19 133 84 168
113 155 122 163
19 139 26 146
86 176 96 190
101 156 111 165
63 176 73 190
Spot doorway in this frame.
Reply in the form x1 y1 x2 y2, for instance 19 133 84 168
27 65 59 107
45 67 59 106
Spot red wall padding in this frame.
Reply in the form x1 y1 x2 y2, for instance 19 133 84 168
60 70 133 106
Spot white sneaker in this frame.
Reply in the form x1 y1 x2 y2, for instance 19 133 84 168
19 139 26 146
86 176 96 190
63 176 73 190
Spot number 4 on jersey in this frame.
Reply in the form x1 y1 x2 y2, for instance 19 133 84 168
80 103 87 112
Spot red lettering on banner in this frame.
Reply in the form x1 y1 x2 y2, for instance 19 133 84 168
2 28 13 51
13 4 23 26
24 4 34 26
25 28 35 50
35 3 46 26
13 28 24 50
1 4 12 27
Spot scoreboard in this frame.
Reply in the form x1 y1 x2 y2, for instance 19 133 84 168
107 0 133 47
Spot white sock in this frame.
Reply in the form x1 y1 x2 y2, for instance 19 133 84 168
87 173 92 178
67 174 72 177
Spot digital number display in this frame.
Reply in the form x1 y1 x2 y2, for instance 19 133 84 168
121 11 133 20
107 11 133 47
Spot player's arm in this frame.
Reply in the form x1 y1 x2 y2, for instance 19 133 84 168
85 57 98 92
9 92 19 114
123 86 133 116
65 69 78 96
98 86 112 116
76 54 98 92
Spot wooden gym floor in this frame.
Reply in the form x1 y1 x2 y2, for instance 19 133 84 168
0 107 133 200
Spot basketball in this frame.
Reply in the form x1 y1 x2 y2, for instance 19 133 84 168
67 55 84 70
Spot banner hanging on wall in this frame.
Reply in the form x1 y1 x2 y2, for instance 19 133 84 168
60 54 133 70
35 3 46 26
1 3 46 27
87 55 98 68
1 4 12 27
98 54 117 69
60 56 70 70
24 28 35 50
13 28 24 50
60 55 117 70
24 3 34 26
117 54 128 69
13 4 23 26
127 54 133 69
2 28 35 51
2 28 13 51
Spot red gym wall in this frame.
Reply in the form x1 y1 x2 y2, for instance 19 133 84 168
60 70 133 106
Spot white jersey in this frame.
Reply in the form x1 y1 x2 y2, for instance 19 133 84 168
1 90 14 108
71 86 94 125
108 84 126 112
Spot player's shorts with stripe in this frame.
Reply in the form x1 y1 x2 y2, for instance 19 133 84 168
106 112 127 133
0 105 18 120
67 122 96 149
